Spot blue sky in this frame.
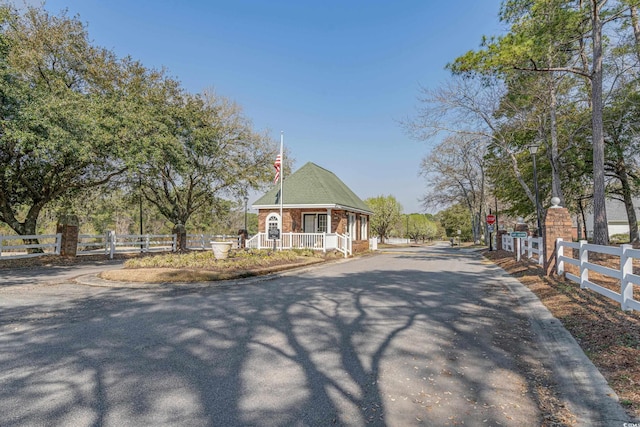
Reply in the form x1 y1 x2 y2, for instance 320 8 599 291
39 0 504 213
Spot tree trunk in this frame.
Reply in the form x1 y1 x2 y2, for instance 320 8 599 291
619 167 639 243
548 75 565 205
630 4 640 64
576 214 583 241
579 198 588 241
591 1 609 245
0 202 45 253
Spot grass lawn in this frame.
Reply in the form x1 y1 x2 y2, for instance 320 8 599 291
99 249 339 283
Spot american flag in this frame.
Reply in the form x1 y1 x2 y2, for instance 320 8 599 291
273 154 281 184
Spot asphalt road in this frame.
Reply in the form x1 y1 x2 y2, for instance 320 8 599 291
0 258 126 287
0 244 633 426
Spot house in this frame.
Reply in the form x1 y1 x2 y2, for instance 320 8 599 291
584 196 640 239
249 162 373 255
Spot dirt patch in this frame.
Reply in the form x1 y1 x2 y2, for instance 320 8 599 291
484 249 640 419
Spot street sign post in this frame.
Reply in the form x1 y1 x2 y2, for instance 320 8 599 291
486 214 496 251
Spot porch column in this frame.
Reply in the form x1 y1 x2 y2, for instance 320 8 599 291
327 208 332 232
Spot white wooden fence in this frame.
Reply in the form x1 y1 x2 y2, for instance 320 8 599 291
0 234 62 258
1 231 248 261
105 232 176 259
557 239 640 312
77 234 110 254
501 234 543 265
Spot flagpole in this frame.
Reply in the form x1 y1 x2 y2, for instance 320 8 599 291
279 131 284 250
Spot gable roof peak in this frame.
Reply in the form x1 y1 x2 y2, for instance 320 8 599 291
253 161 371 214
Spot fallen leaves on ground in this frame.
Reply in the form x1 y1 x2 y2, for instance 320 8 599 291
484 249 640 418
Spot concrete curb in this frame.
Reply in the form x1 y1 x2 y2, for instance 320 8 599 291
482 256 637 426
73 256 356 290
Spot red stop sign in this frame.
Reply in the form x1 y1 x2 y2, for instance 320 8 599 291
486 214 496 225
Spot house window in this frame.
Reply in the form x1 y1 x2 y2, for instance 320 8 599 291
348 213 356 238
303 213 327 233
360 216 368 240
318 214 328 233
267 214 280 234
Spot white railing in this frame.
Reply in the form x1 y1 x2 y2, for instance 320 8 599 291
0 234 62 259
502 234 514 252
557 239 640 312
336 233 351 258
77 233 110 255
522 236 543 265
107 232 177 259
244 232 352 257
501 234 542 265
246 232 326 251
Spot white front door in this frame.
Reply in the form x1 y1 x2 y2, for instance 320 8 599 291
303 214 316 233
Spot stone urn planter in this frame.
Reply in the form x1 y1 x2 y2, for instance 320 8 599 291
210 241 233 260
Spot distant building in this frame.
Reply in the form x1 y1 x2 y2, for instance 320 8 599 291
251 162 372 254
584 197 640 238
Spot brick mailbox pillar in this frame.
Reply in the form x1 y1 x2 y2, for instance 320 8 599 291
56 214 79 257
543 197 573 276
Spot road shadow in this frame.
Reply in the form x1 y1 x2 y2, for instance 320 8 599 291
0 252 608 426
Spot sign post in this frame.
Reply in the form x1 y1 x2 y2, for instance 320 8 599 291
268 228 280 252
486 214 496 251
510 231 528 261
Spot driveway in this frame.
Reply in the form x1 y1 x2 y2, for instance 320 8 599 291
0 244 631 426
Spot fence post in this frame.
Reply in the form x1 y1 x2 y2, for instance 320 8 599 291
54 233 62 255
536 237 542 265
556 238 564 275
144 234 150 252
621 244 634 311
527 236 533 259
172 234 177 252
579 240 588 289
109 231 115 260
104 232 109 255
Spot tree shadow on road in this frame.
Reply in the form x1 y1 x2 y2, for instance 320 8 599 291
0 256 581 426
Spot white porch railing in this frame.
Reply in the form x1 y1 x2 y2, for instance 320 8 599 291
245 232 352 257
0 234 62 259
557 239 640 312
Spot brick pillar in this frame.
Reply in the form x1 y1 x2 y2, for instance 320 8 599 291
56 214 79 257
496 229 507 250
544 202 573 276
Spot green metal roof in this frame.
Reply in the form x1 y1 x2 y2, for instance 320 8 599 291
253 162 372 214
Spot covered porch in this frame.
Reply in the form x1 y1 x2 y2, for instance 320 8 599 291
245 231 352 257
